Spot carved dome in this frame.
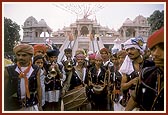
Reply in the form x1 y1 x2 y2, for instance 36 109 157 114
123 18 133 24
133 15 148 25
24 16 38 27
38 19 47 27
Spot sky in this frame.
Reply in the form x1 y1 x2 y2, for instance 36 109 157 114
3 2 165 39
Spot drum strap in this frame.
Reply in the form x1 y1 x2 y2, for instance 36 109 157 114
63 72 73 92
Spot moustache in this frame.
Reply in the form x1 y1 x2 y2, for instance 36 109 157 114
128 53 134 56
18 59 25 62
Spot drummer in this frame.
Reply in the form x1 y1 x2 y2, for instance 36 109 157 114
62 53 89 110
87 54 109 111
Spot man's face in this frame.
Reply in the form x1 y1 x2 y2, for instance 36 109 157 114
151 43 164 67
76 58 85 65
100 51 109 60
49 56 57 63
34 59 44 69
111 56 118 66
126 47 140 60
89 58 95 65
95 59 103 66
16 52 32 66
118 55 126 65
65 52 72 59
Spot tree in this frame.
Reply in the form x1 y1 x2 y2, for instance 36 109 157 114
147 10 164 34
4 17 21 53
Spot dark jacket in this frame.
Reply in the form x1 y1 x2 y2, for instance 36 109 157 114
4 64 39 111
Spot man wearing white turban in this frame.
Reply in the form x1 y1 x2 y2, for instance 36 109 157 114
119 37 155 108
125 27 164 111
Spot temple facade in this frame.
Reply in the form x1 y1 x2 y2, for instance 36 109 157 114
21 15 150 50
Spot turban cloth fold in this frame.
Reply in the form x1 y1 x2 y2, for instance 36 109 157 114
124 37 144 53
147 27 164 49
33 44 47 54
13 44 34 55
89 53 96 59
95 54 103 60
76 53 86 59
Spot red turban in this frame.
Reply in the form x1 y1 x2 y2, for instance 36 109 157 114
13 44 34 55
33 44 47 54
147 27 164 49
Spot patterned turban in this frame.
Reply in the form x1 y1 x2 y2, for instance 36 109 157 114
124 37 144 53
89 53 96 59
76 53 86 59
147 27 164 49
95 54 103 60
13 44 34 55
33 44 47 54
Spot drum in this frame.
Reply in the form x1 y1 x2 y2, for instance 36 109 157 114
62 86 88 111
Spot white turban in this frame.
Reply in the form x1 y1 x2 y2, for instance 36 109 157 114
124 37 144 53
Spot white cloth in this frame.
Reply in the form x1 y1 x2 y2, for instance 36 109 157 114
17 104 39 111
103 60 113 67
15 66 34 99
119 55 134 75
45 90 60 102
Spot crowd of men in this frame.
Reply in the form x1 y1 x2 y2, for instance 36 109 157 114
4 27 164 111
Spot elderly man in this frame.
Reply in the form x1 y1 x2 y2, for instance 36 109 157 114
119 36 155 107
125 27 164 111
4 44 42 111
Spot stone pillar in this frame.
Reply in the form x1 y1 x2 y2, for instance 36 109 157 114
32 28 36 40
44 31 46 38
77 25 80 36
88 25 92 35
123 28 126 40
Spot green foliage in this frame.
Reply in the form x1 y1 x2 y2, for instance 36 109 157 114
4 17 21 53
147 10 164 34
